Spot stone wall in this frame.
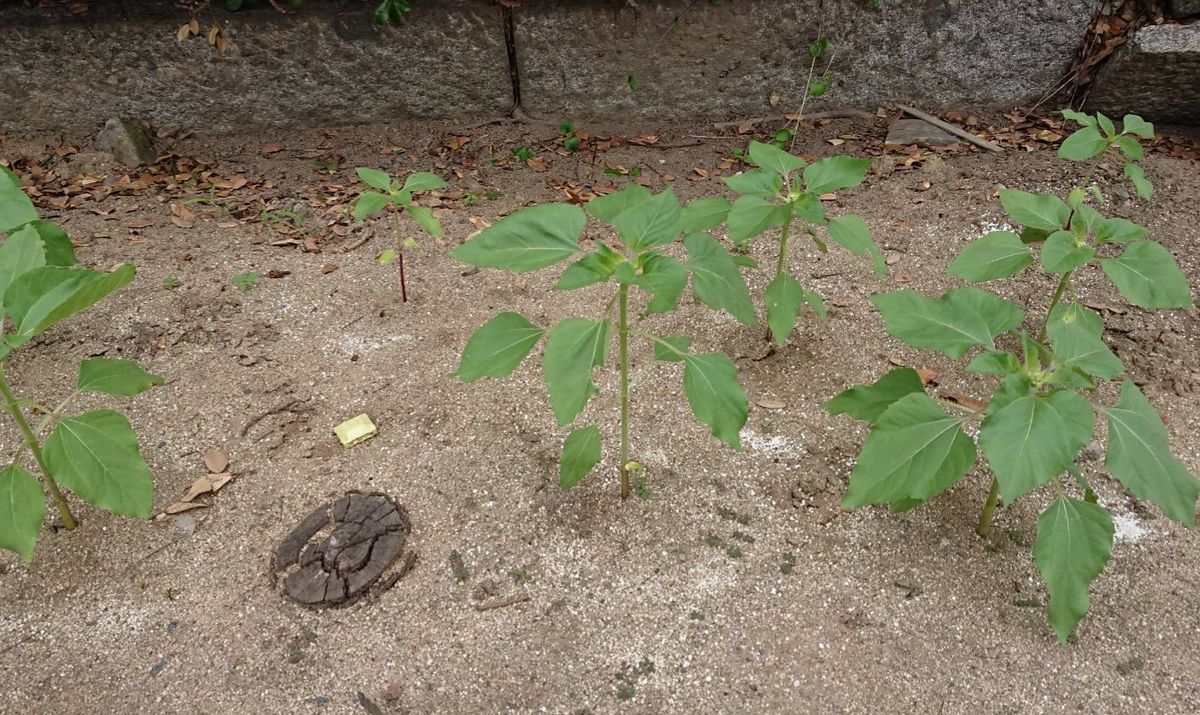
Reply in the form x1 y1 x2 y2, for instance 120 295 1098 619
3 0 1169 133
0 0 512 132
514 0 1097 118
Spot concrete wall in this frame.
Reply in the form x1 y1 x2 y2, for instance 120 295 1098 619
0 0 1120 132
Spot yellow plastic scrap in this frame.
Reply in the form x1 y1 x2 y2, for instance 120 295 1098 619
334 414 377 447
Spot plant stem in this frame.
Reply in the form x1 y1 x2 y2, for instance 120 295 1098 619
392 212 408 303
1038 270 1073 343
975 477 1000 539
774 219 792 279
617 285 631 499
0 366 76 530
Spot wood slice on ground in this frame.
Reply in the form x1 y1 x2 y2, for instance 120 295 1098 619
274 491 413 608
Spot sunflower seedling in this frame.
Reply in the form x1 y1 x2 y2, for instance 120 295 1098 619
451 185 752 496
1058 110 1155 200
720 140 884 344
0 168 161 561
827 115 1196 641
353 167 447 302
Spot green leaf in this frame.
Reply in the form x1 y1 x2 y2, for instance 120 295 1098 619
746 140 807 178
559 424 601 490
1046 303 1123 380
791 193 827 225
1020 226 1052 244
684 233 756 325
967 350 1021 376
1125 164 1152 200
948 230 1033 282
1100 240 1191 308
25 220 75 267
555 244 622 290
723 168 783 197
586 184 652 222
1034 496 1114 643
680 352 748 450
1095 112 1116 138
0 178 37 233
454 312 544 383
1058 126 1108 161
353 191 390 220
1104 381 1200 526
824 368 925 424
401 171 446 193
803 156 870 195
1095 218 1146 245
999 190 1070 231
355 167 392 191
731 255 759 269
842 392 977 508
543 318 609 426
1059 109 1095 127
652 335 689 362
1113 135 1144 161
76 358 164 397
43 409 154 518
612 188 682 252
680 196 732 234
0 464 44 562
0 224 47 317
407 204 443 239
979 389 1094 503
377 249 397 265
1070 204 1102 233
1041 230 1095 274
636 254 688 314
450 203 585 273
4 265 135 348
870 287 1024 359
764 272 805 345
805 288 827 319
726 195 788 247
1121 114 1154 139
826 214 885 279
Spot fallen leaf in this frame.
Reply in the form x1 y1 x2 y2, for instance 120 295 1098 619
322 263 339 274
202 448 229 474
164 501 208 515
917 368 938 385
526 157 550 173
261 144 284 155
940 391 988 413
827 138 846 147
266 270 291 279
755 396 786 410
693 167 709 179
181 476 214 503
769 91 782 107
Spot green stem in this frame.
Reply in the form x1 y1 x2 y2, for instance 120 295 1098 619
0 366 77 530
1038 270 1073 343
975 477 1000 539
617 285 631 499
774 219 793 279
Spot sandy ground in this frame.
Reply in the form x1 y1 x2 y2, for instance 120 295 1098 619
0 116 1198 714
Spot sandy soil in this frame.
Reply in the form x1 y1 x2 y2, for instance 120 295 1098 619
1 116 1198 715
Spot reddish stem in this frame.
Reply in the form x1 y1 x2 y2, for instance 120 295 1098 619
398 250 408 303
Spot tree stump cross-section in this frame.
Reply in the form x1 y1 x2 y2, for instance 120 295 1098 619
274 491 413 607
